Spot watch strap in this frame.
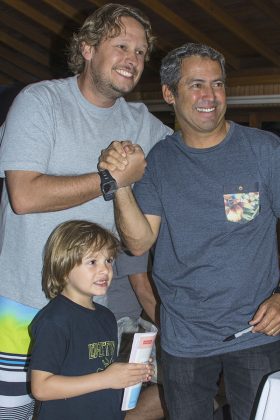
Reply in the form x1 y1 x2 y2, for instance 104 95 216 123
98 169 117 201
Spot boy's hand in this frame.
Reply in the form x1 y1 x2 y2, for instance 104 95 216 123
102 362 154 389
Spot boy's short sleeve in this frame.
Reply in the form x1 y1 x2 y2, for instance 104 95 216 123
30 318 68 374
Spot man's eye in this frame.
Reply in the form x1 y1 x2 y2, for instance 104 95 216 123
136 50 144 56
117 44 126 50
213 81 224 88
191 83 202 89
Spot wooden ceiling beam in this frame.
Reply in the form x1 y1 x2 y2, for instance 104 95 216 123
191 0 280 67
138 0 240 69
0 12 52 50
0 59 37 84
227 74 280 86
0 32 49 67
42 0 84 25
251 0 280 27
0 73 13 85
0 45 51 81
2 0 69 40
87 0 108 8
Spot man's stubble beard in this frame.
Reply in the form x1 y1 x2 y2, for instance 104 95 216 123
90 69 136 101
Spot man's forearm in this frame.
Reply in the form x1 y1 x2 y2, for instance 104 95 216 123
6 170 102 214
114 187 155 255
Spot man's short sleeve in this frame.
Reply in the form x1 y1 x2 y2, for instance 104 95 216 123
0 87 53 176
133 148 163 217
114 251 149 277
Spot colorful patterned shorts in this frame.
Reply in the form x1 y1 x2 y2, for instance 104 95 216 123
0 296 38 419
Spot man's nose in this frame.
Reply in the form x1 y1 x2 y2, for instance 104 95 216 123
202 85 215 99
125 50 138 66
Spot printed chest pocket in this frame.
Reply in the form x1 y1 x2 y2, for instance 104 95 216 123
223 183 259 223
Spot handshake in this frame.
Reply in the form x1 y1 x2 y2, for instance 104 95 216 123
98 141 147 193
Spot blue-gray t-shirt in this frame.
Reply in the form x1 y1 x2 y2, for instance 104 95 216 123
133 122 280 357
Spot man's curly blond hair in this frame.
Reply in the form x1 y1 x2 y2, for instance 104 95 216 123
68 3 155 74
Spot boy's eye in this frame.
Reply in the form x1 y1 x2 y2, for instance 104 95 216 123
106 258 114 265
88 260 96 265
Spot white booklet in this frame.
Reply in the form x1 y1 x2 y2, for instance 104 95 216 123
121 331 157 411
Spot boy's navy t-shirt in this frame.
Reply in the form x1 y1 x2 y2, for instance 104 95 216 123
30 294 124 420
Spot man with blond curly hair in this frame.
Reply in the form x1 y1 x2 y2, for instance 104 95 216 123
0 4 171 418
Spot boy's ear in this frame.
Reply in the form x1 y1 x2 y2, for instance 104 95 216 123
162 84 175 105
80 42 93 61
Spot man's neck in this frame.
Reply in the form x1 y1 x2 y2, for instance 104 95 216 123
182 121 229 149
77 73 116 108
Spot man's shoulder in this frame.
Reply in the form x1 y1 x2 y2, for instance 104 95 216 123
22 76 73 95
13 77 75 110
117 98 172 153
119 98 172 130
233 121 280 144
120 98 150 114
148 131 177 154
229 122 280 161
6 77 77 121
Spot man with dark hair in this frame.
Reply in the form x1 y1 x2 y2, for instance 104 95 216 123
0 3 171 418
108 43 280 419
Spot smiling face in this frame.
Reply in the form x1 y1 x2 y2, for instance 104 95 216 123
163 56 228 148
62 248 114 309
79 16 148 107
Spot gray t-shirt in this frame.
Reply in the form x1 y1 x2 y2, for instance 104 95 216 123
0 76 172 309
134 122 280 357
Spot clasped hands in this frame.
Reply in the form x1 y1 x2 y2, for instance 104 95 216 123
98 140 147 188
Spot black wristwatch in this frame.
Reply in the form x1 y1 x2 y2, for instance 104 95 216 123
98 170 118 201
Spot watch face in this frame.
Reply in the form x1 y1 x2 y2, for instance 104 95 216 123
99 170 117 200
103 181 117 194
103 182 115 193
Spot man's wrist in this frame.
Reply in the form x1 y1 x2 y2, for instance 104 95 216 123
98 169 118 201
115 185 132 198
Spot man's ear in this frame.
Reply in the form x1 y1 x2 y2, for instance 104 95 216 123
80 42 93 61
162 84 175 105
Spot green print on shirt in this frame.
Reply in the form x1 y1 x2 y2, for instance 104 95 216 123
88 341 115 359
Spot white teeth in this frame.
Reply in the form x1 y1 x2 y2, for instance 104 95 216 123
196 107 215 112
116 69 133 77
95 280 107 286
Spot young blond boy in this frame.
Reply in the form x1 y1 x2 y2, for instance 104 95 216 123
30 220 153 420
